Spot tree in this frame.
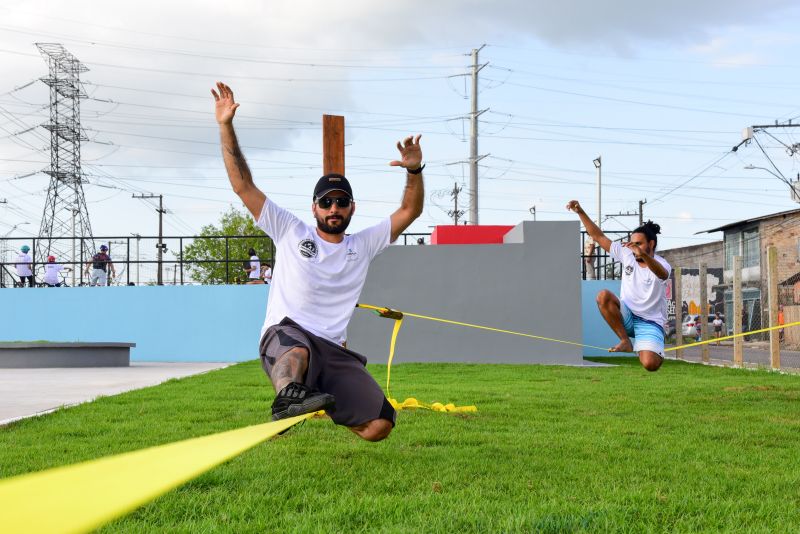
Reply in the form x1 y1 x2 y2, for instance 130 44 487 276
180 207 273 284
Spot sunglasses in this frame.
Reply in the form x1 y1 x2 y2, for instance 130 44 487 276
315 196 352 209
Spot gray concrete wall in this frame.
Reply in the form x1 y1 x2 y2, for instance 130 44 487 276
348 221 584 364
0 343 133 368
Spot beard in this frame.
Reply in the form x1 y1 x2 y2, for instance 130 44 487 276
316 213 352 234
635 244 654 263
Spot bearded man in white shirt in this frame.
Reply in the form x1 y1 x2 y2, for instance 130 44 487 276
567 200 671 372
213 82 425 441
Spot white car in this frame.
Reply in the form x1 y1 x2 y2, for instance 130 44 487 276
682 315 701 338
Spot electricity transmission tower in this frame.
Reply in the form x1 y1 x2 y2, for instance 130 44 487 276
448 182 465 225
35 43 95 268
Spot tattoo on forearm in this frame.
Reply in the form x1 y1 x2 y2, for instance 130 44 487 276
271 348 308 391
225 145 250 182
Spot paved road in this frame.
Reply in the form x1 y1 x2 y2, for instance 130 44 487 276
0 362 231 425
670 342 800 369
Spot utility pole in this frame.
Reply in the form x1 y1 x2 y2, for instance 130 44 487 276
593 156 602 229
468 44 488 225
448 182 465 225
131 233 141 286
638 199 647 226
133 193 165 285
71 205 78 286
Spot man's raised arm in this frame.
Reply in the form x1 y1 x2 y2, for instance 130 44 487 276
212 82 266 219
566 200 611 252
389 135 425 242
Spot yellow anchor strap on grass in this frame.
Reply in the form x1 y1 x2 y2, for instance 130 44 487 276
358 303 477 413
0 413 312 534
664 320 800 352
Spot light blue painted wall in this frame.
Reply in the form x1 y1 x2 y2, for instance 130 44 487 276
0 285 269 362
581 280 625 357
1 281 622 362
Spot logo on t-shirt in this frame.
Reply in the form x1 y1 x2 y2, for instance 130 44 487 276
346 248 358 262
624 265 634 276
298 239 318 259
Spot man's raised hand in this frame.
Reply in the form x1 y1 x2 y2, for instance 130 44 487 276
566 200 583 214
389 135 423 171
211 82 240 125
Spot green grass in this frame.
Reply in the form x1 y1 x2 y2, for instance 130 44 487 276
2 358 800 533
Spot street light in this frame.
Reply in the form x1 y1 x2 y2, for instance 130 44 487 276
593 156 602 229
2 221 30 238
743 164 800 203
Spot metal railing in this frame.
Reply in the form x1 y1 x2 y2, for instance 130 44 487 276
3 230 627 286
1 232 433 287
580 230 632 280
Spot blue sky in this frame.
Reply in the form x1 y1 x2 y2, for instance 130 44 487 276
2 0 800 258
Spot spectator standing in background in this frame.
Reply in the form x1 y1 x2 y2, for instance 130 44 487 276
85 245 116 286
15 245 34 287
712 312 724 346
246 247 261 283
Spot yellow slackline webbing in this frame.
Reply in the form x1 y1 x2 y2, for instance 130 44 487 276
358 303 479 413
0 413 312 534
664 320 800 352
386 313 404 398
358 303 608 351
359 303 799 363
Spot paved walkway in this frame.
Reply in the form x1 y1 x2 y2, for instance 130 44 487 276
668 342 800 371
0 362 231 425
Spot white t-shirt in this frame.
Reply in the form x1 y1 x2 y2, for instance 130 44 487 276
43 263 65 285
262 266 272 284
255 198 392 344
609 241 672 328
15 253 32 276
249 255 261 279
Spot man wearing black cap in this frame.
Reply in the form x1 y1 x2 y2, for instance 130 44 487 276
212 82 424 441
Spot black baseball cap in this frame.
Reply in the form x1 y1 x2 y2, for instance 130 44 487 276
313 173 353 200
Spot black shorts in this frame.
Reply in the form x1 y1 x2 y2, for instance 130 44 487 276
259 317 396 428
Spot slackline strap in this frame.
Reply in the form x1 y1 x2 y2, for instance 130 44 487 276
0 413 312 534
358 303 799 354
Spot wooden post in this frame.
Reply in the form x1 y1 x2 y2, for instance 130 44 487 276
700 263 709 363
767 246 780 369
674 267 683 360
733 256 743 366
322 115 345 176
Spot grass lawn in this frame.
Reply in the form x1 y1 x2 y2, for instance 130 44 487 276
1 358 800 533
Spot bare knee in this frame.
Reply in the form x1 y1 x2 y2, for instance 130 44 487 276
639 351 663 372
596 289 616 307
350 419 393 442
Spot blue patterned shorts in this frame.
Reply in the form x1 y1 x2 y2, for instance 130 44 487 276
621 303 665 357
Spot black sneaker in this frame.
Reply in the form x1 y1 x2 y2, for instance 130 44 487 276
271 382 335 421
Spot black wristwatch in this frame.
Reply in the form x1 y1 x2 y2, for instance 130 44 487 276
407 163 426 175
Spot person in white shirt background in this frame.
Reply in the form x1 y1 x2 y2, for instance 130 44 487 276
712 312 724 346
14 245 34 287
261 261 272 284
567 200 671 372
43 255 71 287
245 247 261 284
